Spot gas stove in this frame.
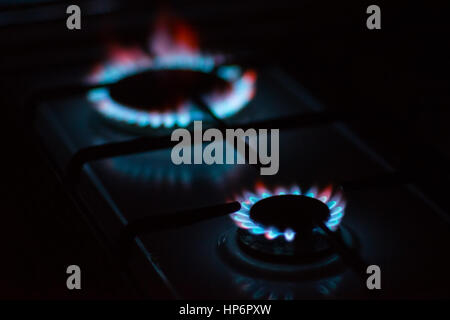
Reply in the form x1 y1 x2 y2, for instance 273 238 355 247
3 0 449 300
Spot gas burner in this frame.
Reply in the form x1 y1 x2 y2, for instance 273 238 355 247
230 183 346 242
87 13 256 134
87 53 256 132
238 195 332 259
218 183 353 278
86 17 256 133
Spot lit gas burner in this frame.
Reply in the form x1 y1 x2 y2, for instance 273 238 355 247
218 183 354 278
230 183 346 242
86 14 256 132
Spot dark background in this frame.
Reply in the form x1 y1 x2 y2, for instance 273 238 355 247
0 0 448 299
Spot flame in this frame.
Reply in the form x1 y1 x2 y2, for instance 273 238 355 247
108 44 148 64
318 185 333 202
87 12 211 85
150 12 199 56
86 11 257 129
230 182 346 241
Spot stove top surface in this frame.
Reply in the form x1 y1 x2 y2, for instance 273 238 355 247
35 66 450 299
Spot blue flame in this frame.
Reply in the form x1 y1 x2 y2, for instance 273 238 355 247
88 87 196 128
230 184 346 242
87 52 256 129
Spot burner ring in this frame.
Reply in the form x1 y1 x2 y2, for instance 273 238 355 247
87 52 256 132
230 184 346 243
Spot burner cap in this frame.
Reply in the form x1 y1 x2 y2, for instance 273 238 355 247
109 69 230 111
250 195 330 233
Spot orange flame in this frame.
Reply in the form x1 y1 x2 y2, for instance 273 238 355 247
150 11 199 56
